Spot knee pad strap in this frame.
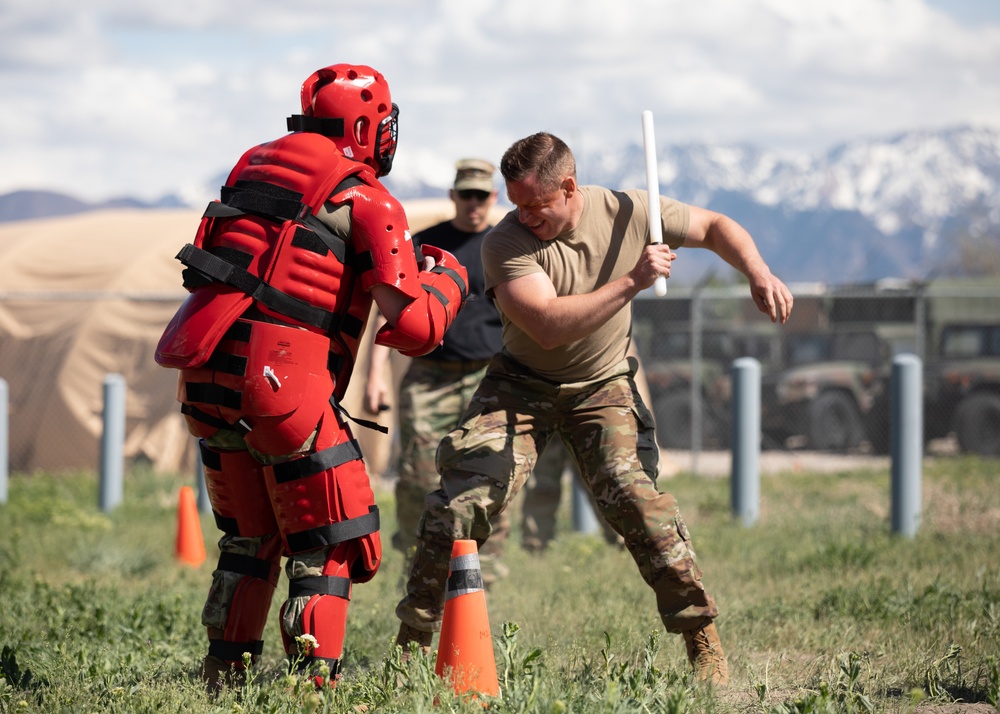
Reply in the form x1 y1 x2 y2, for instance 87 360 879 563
218 552 281 588
288 575 351 600
208 638 263 665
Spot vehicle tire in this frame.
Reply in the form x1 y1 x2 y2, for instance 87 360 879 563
954 392 1000 456
808 391 864 452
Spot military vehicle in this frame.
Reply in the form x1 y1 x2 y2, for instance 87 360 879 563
760 325 916 452
924 323 1000 455
632 290 781 450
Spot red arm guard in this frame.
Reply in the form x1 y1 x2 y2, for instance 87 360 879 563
374 244 469 357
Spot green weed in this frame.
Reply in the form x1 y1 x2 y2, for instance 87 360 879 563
0 457 997 711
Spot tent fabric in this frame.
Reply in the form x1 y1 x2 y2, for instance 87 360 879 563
0 200 506 476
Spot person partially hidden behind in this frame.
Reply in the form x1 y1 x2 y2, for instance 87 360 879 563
394 131 793 686
154 63 468 692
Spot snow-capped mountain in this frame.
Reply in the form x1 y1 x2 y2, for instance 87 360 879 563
572 125 1000 284
3 125 998 286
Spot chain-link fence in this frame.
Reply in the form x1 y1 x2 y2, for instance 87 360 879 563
632 279 1000 459
2 280 998 477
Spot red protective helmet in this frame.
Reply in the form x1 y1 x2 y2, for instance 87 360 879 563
294 63 399 177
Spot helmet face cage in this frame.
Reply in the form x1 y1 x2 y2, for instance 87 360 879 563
300 64 397 176
375 103 399 176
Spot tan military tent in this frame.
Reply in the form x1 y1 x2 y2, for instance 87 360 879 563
0 200 507 479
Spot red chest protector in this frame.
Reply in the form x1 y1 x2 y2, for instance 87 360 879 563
155 132 408 398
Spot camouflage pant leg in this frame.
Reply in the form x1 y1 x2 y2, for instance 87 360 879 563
393 360 510 585
562 358 718 633
395 355 717 634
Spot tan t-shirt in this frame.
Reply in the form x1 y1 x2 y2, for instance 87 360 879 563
482 185 690 382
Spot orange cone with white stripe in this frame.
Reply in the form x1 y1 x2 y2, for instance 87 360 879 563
435 539 499 697
175 485 206 567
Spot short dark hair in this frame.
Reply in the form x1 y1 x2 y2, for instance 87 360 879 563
500 132 576 193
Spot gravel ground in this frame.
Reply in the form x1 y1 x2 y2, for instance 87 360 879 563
657 436 964 478
658 448 891 478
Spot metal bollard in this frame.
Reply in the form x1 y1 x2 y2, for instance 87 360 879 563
731 357 761 527
571 477 600 535
891 353 922 538
0 378 8 504
99 373 126 512
195 442 212 514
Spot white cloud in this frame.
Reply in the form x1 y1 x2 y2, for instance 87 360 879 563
0 0 998 202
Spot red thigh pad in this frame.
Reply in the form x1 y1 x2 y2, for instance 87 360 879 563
200 442 278 537
265 447 381 579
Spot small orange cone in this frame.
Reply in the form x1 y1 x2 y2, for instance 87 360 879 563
435 539 499 697
175 485 206 567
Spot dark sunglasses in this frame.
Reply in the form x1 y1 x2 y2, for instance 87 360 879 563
456 189 491 201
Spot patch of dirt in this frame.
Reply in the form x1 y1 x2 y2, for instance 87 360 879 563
658 448 889 478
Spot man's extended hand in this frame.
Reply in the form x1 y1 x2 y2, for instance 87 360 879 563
749 272 794 324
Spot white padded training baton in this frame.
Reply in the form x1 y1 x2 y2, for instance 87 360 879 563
641 110 668 296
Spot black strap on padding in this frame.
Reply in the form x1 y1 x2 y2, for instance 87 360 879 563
185 382 242 410
198 440 221 470
203 180 349 263
204 352 248 376
432 264 469 299
221 180 307 222
176 243 338 332
424 283 448 307
183 404 251 435
208 639 264 662
328 394 388 435
213 511 239 536
270 440 364 484
287 114 345 138
202 201 244 220
288 575 351 600
222 320 253 342
285 505 380 554
217 552 280 586
339 313 364 340
224 180 349 264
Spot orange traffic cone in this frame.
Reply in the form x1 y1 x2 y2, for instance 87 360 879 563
175 485 206 567
435 539 499 697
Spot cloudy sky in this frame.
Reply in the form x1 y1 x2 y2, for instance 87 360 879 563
2 0 999 204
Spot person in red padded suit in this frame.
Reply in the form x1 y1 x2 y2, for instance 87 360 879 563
154 63 468 693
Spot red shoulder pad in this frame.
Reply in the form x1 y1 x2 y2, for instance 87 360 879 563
335 183 424 299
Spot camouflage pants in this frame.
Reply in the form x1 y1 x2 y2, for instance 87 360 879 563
396 353 719 635
393 358 510 585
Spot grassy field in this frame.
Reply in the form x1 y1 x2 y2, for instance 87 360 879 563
0 456 997 713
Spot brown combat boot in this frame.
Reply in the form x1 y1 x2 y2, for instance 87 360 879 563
395 622 433 663
200 654 246 696
682 621 729 686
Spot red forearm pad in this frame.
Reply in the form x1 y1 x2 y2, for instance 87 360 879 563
374 245 468 358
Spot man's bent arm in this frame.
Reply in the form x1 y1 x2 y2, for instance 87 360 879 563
682 206 793 323
494 270 645 350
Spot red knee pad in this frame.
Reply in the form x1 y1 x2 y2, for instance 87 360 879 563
280 541 359 679
265 440 382 579
210 536 283 666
